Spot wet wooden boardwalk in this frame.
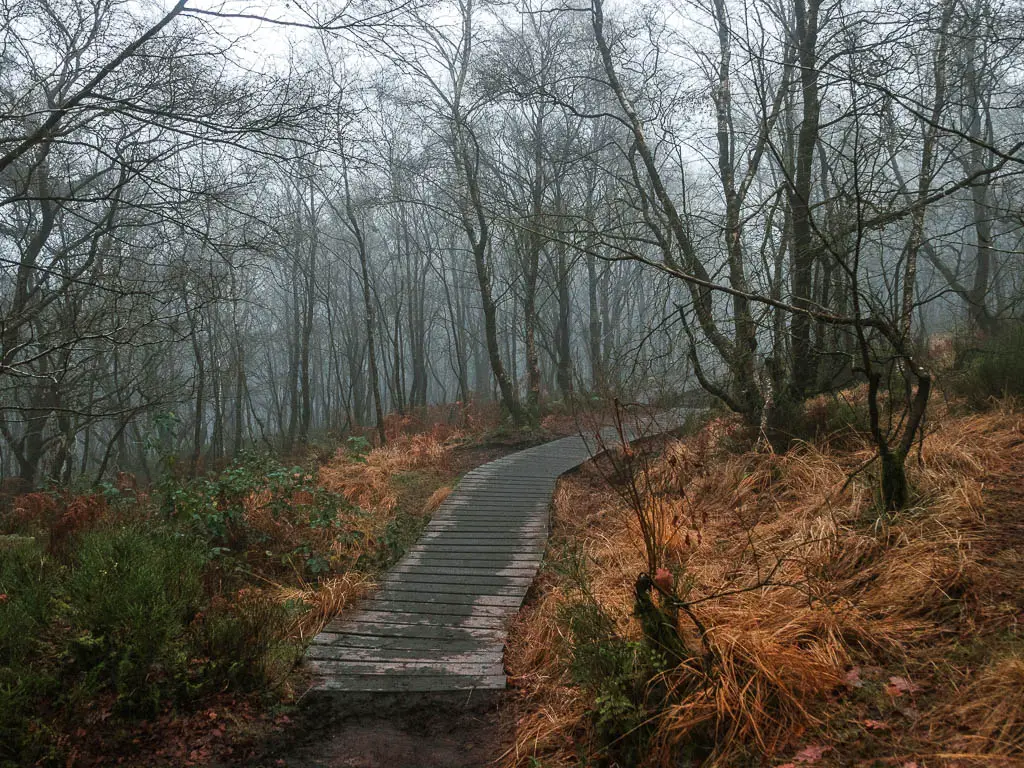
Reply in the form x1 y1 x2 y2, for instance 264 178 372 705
307 421 670 693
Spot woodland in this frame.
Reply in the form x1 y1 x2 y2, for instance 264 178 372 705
1 0 1024 766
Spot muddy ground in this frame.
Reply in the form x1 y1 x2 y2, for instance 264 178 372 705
244 690 511 768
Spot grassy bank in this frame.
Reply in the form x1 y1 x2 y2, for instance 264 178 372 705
505 395 1024 767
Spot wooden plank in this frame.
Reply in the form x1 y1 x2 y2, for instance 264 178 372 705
338 610 507 630
448 477 558 484
422 530 546 537
312 674 507 693
432 508 548 516
378 581 528 596
449 475 554 480
441 495 551 501
424 519 545 526
424 523 548 531
432 514 546 520
428 516 549 523
425 519 548 526
414 541 533 548
310 633 498 652
392 562 541 574
308 645 503 664
310 659 504 677
362 600 518 618
422 534 543 544
320 620 503 640
401 545 543 555
429 515 547 522
442 506 549 511
432 506 548 513
438 499 549 505
331 615 509 630
442 494 552 501
443 490 551 496
377 591 525 607
400 553 542 564
383 573 535 586
382 573 535 587
410 548 545 558
461 472 556 479
417 533 544 543
389 565 539 578
406 544 542 554
384 570 533 583
399 549 542 559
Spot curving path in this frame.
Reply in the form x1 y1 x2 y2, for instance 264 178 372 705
307 420 673 694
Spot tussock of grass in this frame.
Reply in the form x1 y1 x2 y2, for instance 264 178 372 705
276 573 373 641
949 654 1024 754
506 395 1024 766
423 485 452 514
320 433 455 513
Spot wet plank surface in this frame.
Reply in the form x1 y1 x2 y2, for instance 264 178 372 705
307 416 679 694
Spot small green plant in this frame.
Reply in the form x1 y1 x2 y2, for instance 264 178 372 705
357 511 426 573
346 435 371 461
559 600 664 764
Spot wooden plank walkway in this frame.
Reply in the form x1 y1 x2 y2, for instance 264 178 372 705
308 418 675 694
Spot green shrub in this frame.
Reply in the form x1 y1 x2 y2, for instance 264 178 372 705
0 537 59 762
66 524 206 713
162 453 344 557
1 479 326 759
949 322 1024 406
346 435 371 461
192 589 302 693
0 537 52 666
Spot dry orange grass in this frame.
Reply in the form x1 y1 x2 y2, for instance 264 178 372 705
242 487 333 552
423 485 452 514
311 432 466 569
506 398 1024 767
276 573 373 641
947 653 1024 755
319 433 455 513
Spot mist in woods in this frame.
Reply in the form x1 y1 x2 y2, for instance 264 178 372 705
2 0 1021 494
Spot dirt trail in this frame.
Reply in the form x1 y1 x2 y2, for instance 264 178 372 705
253 691 510 768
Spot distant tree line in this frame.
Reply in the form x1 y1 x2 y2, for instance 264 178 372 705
1 0 1021 503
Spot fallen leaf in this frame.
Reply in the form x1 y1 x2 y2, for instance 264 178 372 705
885 676 922 697
845 667 864 689
793 744 832 763
863 718 889 730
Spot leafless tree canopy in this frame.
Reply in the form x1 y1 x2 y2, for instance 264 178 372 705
2 0 1021 496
